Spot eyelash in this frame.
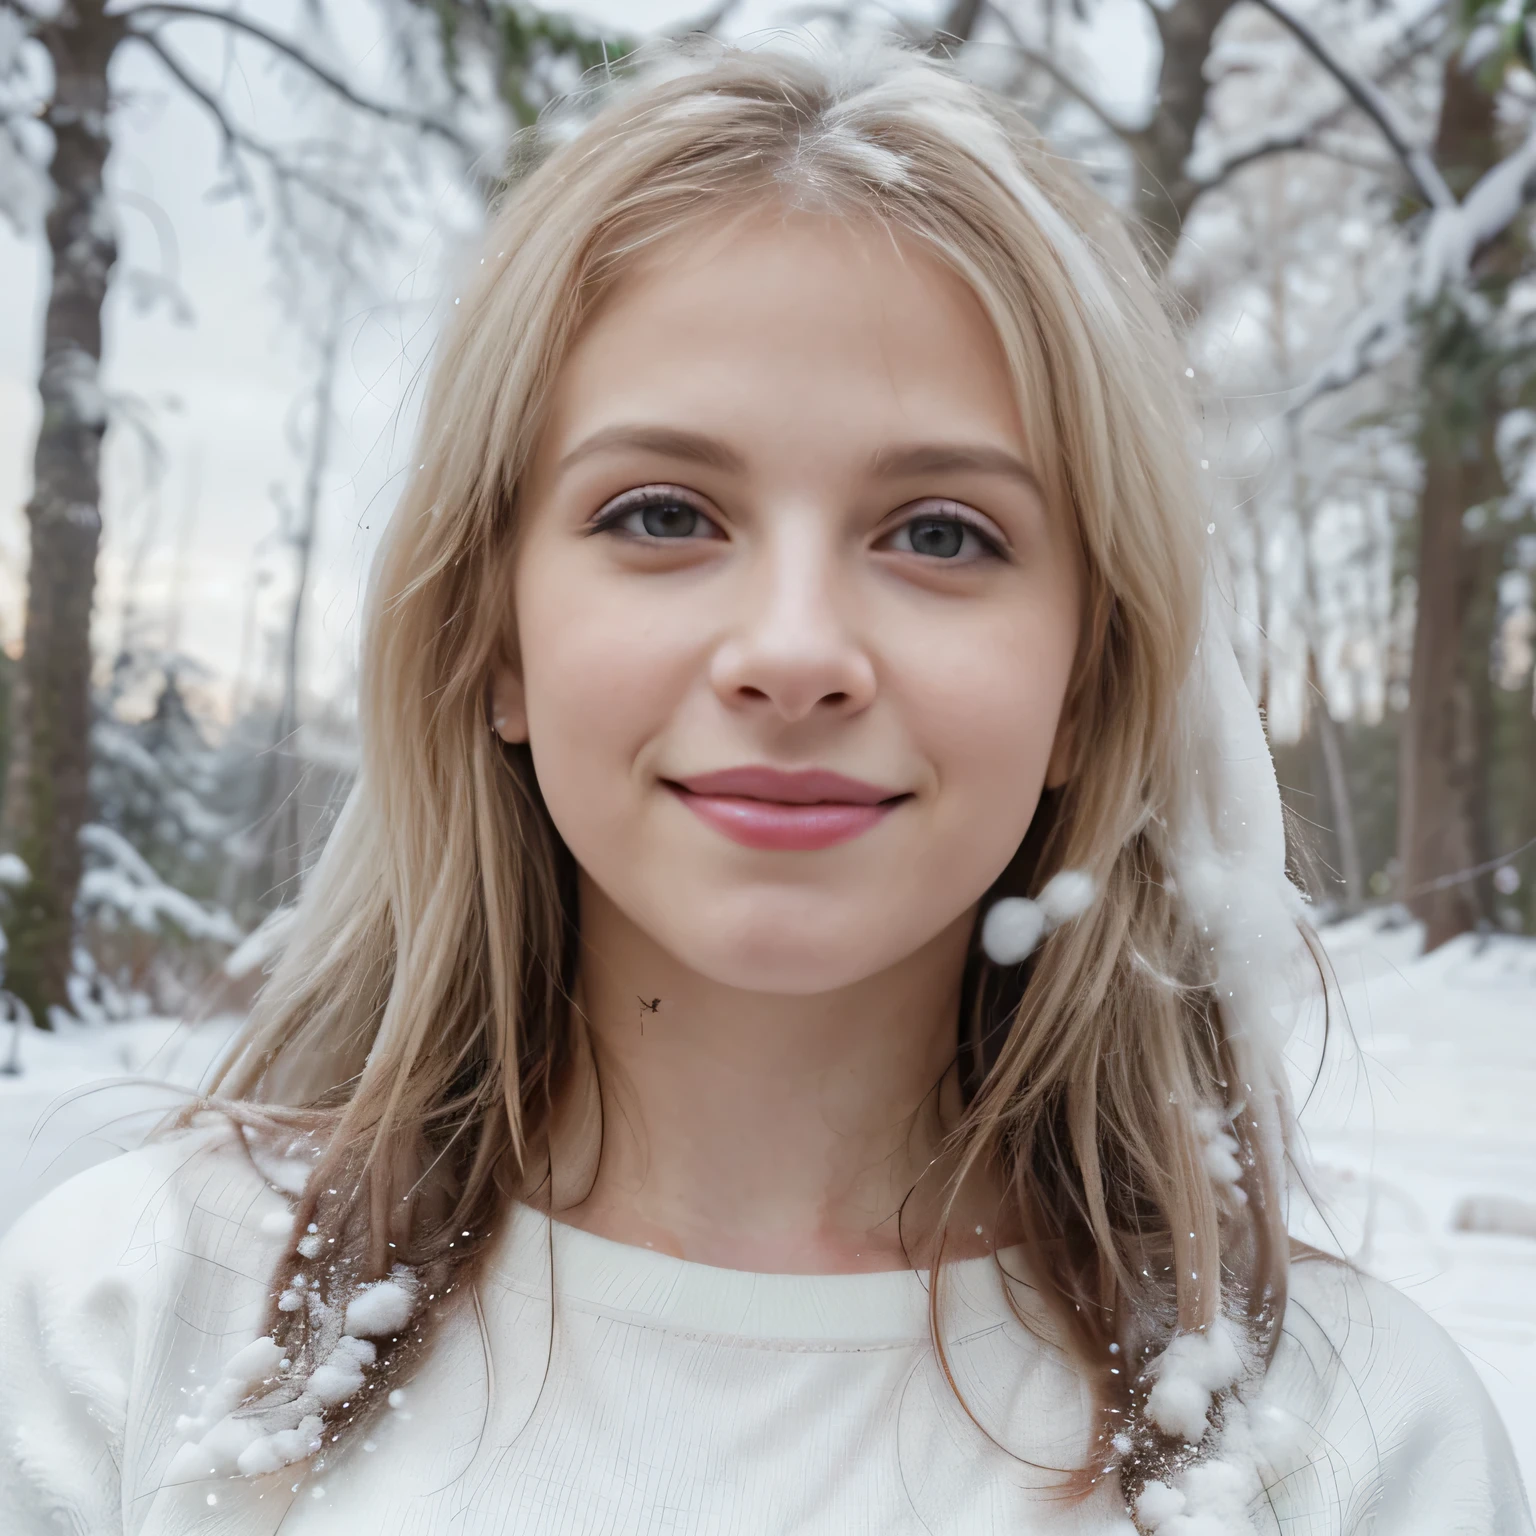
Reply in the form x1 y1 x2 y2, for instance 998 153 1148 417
888 501 1008 561
586 486 714 540
587 487 1009 560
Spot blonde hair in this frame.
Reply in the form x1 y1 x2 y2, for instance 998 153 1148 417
176 38 1291 1522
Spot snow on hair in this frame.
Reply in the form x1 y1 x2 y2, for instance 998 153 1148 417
159 37 1300 1527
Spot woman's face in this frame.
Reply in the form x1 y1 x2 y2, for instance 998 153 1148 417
494 209 1083 994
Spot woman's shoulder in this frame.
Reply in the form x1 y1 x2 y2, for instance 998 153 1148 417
1280 1252 1483 1380
0 1109 296 1386
0 1111 287 1292
1260 1254 1533 1534
0 1114 297 1534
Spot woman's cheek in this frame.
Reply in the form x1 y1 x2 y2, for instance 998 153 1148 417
905 603 1072 785
519 575 694 841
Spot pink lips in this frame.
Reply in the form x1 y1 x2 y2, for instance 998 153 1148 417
666 766 908 851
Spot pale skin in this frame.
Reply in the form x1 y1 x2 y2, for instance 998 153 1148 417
491 207 1083 1276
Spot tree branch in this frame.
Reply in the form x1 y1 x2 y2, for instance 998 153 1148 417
120 2 470 154
1194 15 1446 194
125 30 380 235
981 2 1137 138
1245 0 1454 209
1193 128 1316 191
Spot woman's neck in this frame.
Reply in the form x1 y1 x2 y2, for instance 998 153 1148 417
544 879 1001 1274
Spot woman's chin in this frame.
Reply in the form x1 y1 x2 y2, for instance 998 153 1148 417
657 910 960 998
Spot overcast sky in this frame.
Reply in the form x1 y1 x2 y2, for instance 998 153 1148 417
0 0 1150 721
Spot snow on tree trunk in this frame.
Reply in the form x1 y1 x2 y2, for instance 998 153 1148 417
1400 55 1508 951
2 2 125 1024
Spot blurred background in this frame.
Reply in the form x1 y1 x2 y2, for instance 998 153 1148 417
0 0 1532 1486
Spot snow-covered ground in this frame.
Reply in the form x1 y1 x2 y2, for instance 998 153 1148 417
0 916 1531 1492
1287 914 1536 1489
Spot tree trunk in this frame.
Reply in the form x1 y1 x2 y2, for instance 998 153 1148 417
2 3 124 1023
1399 55 1505 950
258 269 345 903
1129 0 1235 269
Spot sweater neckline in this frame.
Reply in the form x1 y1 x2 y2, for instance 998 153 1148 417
487 1203 1037 1346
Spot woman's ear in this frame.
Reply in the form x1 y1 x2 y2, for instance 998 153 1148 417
488 663 529 744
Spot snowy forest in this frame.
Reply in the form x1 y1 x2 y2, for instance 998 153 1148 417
0 0 1533 1478
2 0 1535 1032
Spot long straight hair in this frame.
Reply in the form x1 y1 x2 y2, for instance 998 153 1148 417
173 38 1292 1521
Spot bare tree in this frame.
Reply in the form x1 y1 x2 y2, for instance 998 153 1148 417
1 0 127 1024
0 0 746 1020
970 0 1536 944
257 240 352 904
0 0 478 1022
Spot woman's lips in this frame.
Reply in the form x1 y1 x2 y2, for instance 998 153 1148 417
665 766 908 851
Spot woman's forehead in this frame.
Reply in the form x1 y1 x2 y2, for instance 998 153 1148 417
540 209 1035 474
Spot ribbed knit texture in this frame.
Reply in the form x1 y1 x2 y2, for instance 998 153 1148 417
0 1122 1528 1535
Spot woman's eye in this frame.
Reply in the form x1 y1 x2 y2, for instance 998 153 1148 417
882 512 1001 562
592 491 720 542
636 501 704 538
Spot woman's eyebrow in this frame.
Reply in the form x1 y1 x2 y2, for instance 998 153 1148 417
557 425 746 475
556 427 1043 498
870 442 1044 496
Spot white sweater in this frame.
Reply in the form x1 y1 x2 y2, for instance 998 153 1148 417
0 1121 1528 1536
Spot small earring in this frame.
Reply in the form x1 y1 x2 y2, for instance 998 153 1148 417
981 869 1096 965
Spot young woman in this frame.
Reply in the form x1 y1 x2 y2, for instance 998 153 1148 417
0 39 1528 1536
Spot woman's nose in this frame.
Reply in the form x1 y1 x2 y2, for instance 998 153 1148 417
708 524 876 723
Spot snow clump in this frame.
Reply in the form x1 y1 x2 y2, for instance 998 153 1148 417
166 1336 287 1482
1193 1104 1247 1204
1144 1318 1245 1444
1036 868 1096 927
981 869 1096 965
344 1267 419 1337
1132 1378 1306 1535
166 1262 421 1483
306 1335 377 1405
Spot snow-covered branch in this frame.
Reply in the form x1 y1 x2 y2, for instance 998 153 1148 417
980 1 1137 138
1415 121 1536 301
1246 0 1455 210
1294 122 1536 411
126 31 382 235
1193 13 1446 195
77 824 242 948
120 2 470 153
1193 126 1317 192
